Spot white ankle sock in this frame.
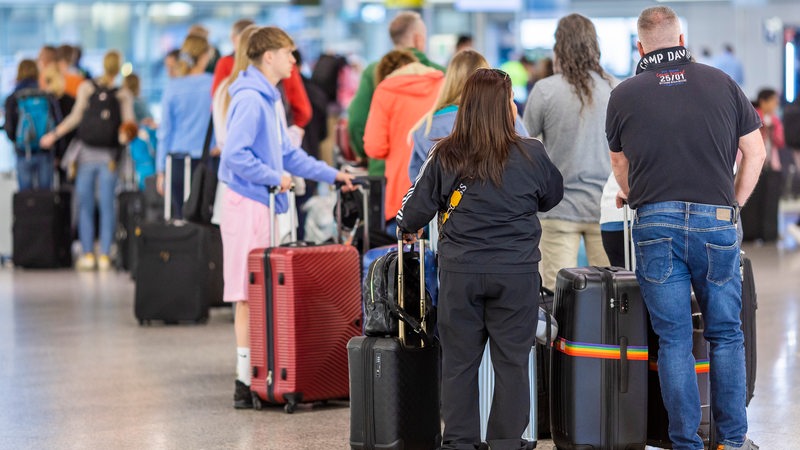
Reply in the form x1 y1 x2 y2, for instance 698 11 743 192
236 347 251 386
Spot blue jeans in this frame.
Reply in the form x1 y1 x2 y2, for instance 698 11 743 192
633 201 746 449
17 152 53 191
75 162 118 255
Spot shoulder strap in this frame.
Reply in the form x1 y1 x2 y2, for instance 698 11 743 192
440 182 467 228
49 95 63 123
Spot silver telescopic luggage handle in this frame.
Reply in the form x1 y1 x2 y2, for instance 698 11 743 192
396 237 427 347
622 204 636 271
268 185 297 248
164 156 171 221
162 154 192 222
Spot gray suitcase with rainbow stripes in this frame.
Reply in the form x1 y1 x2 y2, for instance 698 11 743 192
550 266 649 450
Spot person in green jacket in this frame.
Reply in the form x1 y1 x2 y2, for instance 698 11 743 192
347 11 445 177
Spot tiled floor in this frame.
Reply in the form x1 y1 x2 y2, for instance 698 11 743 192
0 240 796 449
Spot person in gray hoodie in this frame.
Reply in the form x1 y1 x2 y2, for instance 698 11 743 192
523 14 617 290
409 50 529 181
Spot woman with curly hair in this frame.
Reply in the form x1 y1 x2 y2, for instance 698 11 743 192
523 13 617 290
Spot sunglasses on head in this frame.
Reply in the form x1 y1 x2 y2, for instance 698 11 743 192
486 68 510 80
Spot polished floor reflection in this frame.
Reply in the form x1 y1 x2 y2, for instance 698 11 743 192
0 240 796 449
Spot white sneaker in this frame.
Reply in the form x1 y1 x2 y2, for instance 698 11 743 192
97 255 112 271
717 438 759 450
76 254 96 271
787 223 800 244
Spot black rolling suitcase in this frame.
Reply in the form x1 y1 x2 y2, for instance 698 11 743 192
550 205 648 450
134 154 223 324
551 266 649 450
115 146 148 273
347 239 441 450
740 255 757 406
116 190 144 272
13 188 72 269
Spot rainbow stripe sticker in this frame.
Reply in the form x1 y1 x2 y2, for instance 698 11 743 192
555 337 649 360
649 359 710 374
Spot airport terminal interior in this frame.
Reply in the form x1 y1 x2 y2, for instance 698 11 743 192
1 0 800 448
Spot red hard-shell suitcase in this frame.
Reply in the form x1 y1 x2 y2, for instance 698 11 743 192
248 188 362 413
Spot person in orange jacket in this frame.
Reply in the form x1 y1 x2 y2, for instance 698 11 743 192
364 49 444 233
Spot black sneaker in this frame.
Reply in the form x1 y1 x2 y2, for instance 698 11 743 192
234 380 253 409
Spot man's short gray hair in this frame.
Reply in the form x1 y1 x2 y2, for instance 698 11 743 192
389 11 423 46
638 6 682 51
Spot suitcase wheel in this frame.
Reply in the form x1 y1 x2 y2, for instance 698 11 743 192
251 393 263 411
283 393 301 414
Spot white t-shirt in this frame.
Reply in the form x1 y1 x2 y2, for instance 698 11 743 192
599 173 624 226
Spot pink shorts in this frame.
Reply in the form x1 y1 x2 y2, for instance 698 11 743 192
220 188 274 302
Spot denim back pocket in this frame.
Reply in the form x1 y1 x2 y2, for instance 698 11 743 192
706 242 739 286
636 238 673 284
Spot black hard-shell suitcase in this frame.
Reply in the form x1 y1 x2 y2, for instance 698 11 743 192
740 256 757 406
551 266 649 450
12 190 72 268
347 336 440 450
348 239 441 450
116 190 144 272
133 155 223 324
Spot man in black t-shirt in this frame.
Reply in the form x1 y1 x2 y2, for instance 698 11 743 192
606 6 764 450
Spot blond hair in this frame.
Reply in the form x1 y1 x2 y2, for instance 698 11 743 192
247 26 294 64
188 24 209 40
411 49 489 138
176 35 211 77
221 24 259 115
42 65 65 97
98 50 121 86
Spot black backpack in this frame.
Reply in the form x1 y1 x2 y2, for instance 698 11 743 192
363 248 434 344
77 80 121 148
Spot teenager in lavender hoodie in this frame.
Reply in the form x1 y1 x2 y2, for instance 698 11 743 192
218 26 354 409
